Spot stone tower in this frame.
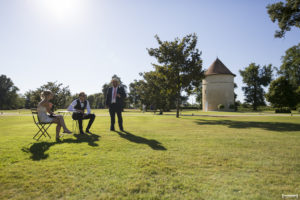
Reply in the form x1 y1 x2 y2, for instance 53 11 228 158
202 58 235 111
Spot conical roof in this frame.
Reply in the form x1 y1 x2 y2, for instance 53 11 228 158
205 58 235 76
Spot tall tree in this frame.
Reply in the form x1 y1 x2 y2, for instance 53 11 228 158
279 43 300 87
239 63 274 110
147 34 204 117
25 82 71 109
266 76 299 108
128 79 143 109
267 0 300 38
0 75 19 109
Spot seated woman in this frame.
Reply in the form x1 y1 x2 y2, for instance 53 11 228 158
37 90 72 142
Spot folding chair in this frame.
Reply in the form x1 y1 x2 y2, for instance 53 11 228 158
31 108 52 140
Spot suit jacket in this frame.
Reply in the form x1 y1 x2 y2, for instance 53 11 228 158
105 86 126 108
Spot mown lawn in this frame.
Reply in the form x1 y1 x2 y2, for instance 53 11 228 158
0 110 299 199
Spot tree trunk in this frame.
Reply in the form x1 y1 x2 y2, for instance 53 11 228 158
176 90 180 118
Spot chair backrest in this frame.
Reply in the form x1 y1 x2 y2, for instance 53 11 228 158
31 108 40 124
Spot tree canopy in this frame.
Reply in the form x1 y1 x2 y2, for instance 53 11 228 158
239 63 274 110
147 33 204 117
279 43 300 87
266 76 299 108
25 82 71 110
267 0 300 38
0 75 21 109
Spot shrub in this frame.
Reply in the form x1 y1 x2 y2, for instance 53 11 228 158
275 108 291 113
229 104 235 110
218 104 224 110
297 104 300 113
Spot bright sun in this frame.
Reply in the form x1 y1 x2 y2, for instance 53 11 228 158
38 0 84 24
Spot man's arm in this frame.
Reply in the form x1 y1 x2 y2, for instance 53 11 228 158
67 100 77 112
105 88 110 106
120 87 126 98
86 101 91 114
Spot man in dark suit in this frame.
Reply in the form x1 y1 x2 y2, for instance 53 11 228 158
68 92 96 134
105 78 126 131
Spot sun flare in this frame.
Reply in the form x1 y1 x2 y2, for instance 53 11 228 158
38 0 84 23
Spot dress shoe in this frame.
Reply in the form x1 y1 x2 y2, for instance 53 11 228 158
80 130 85 134
110 128 115 131
86 129 92 134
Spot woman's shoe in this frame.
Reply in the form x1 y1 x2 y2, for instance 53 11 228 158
56 137 61 142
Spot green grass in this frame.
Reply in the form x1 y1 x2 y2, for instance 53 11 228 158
0 110 299 199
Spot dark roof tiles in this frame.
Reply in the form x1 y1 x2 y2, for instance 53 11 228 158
205 58 236 76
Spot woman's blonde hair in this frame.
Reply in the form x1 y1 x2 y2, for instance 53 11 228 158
41 90 53 100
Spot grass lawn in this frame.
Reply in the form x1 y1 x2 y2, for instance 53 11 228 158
0 110 299 199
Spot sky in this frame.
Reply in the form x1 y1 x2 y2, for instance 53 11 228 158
0 0 299 103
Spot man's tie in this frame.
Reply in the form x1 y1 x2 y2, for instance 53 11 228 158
113 87 117 102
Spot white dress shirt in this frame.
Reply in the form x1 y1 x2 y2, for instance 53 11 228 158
68 99 91 114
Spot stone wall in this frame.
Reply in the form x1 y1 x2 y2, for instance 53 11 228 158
202 74 235 111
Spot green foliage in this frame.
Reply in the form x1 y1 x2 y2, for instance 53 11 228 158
128 79 143 109
239 63 274 111
218 104 224 110
275 107 292 113
297 103 300 112
87 93 105 109
138 70 176 113
0 74 21 109
147 33 204 117
279 43 300 87
24 82 71 110
267 0 300 38
229 104 235 110
266 76 299 109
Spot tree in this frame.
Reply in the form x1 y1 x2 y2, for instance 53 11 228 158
25 82 71 109
0 75 19 109
138 70 176 114
239 63 274 110
87 93 105 109
279 43 300 87
147 34 204 117
266 76 299 108
267 0 300 38
128 79 143 109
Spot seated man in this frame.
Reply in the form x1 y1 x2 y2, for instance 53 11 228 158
68 92 96 134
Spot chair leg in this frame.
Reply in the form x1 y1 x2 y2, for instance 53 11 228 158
33 123 52 141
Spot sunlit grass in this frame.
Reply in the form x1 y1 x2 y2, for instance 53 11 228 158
0 113 299 199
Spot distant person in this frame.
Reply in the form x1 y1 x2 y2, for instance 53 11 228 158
105 78 126 131
37 90 72 142
68 92 96 134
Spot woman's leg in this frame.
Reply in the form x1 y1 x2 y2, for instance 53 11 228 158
51 118 61 138
56 115 72 133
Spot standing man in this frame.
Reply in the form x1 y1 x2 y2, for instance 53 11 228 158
68 92 96 134
106 78 126 131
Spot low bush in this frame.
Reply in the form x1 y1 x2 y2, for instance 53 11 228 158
275 108 291 113
218 104 224 110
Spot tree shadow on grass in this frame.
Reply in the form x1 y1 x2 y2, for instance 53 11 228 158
195 118 300 132
115 131 167 150
21 133 100 161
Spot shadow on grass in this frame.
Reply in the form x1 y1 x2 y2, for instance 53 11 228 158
195 119 300 132
116 131 167 150
21 133 100 161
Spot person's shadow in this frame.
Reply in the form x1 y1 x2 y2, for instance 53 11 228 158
21 133 100 161
115 130 167 150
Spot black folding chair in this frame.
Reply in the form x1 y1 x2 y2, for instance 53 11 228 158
31 108 52 140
